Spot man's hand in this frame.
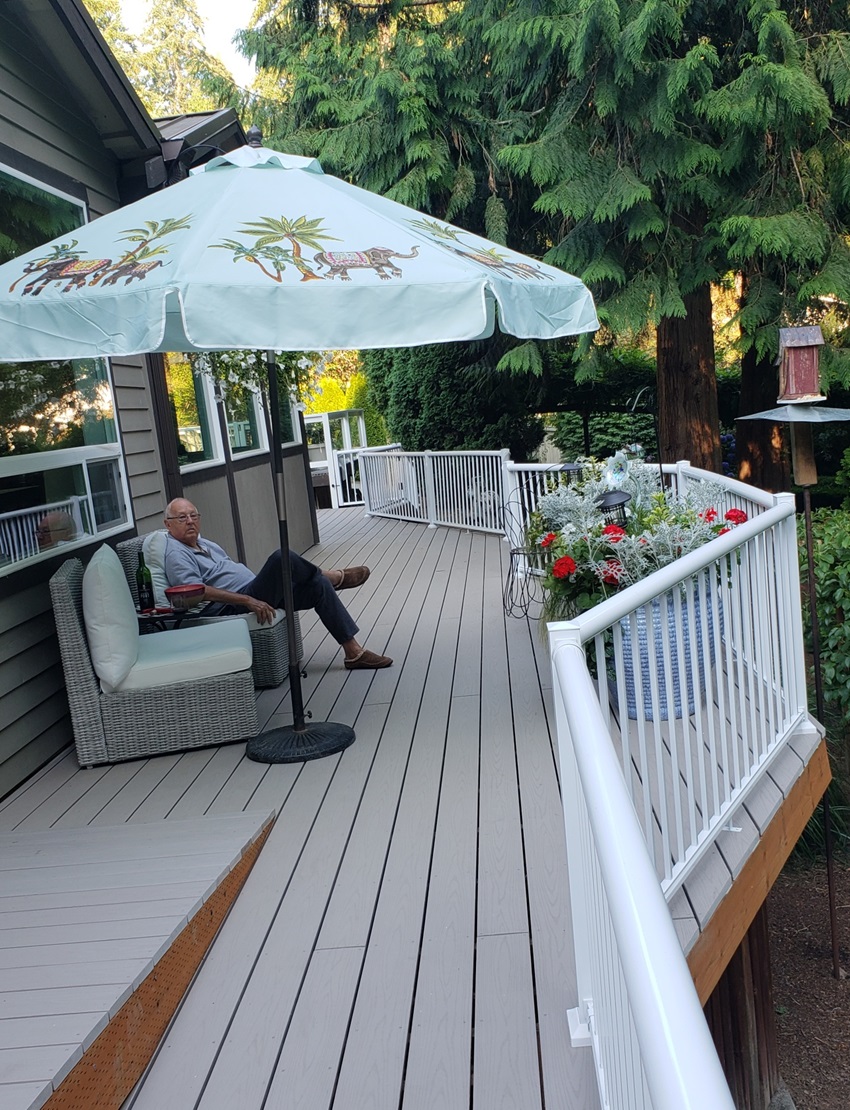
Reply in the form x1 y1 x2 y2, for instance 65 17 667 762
243 596 276 625
197 584 277 624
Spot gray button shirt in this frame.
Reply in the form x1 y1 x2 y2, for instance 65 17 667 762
163 533 254 594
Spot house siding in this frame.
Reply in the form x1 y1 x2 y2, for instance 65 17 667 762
0 4 316 799
0 12 165 798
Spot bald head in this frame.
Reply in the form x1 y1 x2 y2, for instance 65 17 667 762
36 510 76 550
164 498 201 548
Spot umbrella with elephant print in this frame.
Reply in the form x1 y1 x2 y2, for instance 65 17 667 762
0 139 598 762
0 143 597 359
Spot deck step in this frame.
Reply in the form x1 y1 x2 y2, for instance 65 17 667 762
0 813 274 1110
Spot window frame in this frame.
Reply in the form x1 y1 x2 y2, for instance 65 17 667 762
170 366 302 474
0 161 132 577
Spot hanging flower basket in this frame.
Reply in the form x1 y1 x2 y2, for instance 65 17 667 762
527 448 745 718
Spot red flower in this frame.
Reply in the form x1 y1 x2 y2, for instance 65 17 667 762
601 558 623 585
552 555 577 579
540 532 558 548
700 507 718 523
718 526 730 536
724 508 748 525
602 524 626 542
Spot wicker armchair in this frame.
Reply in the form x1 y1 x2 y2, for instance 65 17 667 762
116 535 303 689
49 559 259 767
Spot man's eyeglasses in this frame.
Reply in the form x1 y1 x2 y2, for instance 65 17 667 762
167 512 200 523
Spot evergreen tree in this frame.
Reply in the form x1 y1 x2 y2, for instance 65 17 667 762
85 0 230 117
706 3 850 488
134 0 228 117
237 0 500 229
491 0 850 482
83 0 139 78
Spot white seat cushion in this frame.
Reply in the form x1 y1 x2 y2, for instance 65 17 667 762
111 619 253 693
83 545 140 693
142 529 170 608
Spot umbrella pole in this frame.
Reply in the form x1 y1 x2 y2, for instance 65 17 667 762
245 352 355 763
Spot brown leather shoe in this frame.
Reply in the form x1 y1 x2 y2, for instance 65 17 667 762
344 648 392 670
334 566 370 590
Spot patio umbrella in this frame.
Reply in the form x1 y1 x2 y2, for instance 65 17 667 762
0 140 598 761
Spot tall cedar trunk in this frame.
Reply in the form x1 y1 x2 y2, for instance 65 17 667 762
737 345 790 494
656 284 722 471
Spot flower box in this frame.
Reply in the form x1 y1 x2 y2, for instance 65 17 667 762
528 449 745 720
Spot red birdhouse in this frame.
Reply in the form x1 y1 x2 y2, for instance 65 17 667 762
777 326 825 403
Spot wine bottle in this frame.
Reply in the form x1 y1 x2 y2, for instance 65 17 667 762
137 551 155 611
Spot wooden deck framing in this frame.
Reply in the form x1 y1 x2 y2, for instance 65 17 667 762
0 509 599 1110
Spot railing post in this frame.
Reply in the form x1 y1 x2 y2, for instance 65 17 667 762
360 450 375 517
499 448 513 542
674 459 691 496
549 620 595 1044
775 490 808 715
423 450 438 528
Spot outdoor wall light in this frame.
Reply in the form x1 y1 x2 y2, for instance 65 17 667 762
595 489 631 524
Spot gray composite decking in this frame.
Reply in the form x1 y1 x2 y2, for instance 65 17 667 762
0 814 273 1110
0 509 601 1110
0 508 820 1110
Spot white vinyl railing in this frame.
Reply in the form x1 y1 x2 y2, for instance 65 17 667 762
361 447 810 1107
361 451 778 540
0 495 88 564
557 492 807 893
549 484 807 1108
330 443 402 508
361 448 509 531
553 639 736 1110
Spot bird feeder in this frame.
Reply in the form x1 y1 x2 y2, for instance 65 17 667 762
777 326 826 403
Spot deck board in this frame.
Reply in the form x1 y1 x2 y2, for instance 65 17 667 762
0 507 818 1110
0 814 272 1109
401 693 479 1110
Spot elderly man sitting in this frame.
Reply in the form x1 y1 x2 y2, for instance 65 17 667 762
162 498 392 670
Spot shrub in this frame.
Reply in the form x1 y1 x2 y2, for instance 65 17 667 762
550 411 657 460
362 343 544 459
346 371 389 446
807 510 850 733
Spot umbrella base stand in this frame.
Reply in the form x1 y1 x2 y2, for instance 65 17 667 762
246 721 356 764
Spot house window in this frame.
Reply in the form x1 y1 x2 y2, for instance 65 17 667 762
224 382 262 454
0 164 130 574
165 354 215 466
165 353 301 469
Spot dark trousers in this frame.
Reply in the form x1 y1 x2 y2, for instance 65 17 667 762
238 549 359 645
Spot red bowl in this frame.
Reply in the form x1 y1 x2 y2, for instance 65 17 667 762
164 583 205 611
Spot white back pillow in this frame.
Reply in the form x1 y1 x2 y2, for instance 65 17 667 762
142 529 170 608
82 544 140 692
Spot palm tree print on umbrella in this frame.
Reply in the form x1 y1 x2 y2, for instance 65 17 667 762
407 218 552 281
100 216 194 285
9 216 194 295
213 216 338 282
